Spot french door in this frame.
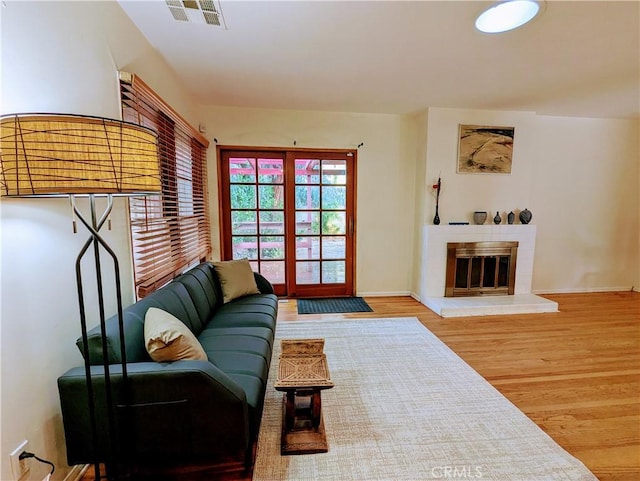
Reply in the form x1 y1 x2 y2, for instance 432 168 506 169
218 148 356 298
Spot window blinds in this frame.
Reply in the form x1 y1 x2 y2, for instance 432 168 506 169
119 72 211 298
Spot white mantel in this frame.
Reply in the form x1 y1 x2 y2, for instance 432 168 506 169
419 224 558 317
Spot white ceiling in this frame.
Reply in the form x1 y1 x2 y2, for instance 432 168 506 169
117 0 640 119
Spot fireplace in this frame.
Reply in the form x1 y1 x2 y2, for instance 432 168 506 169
419 225 558 317
445 241 518 297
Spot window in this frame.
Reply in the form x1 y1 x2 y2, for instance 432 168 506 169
120 72 211 298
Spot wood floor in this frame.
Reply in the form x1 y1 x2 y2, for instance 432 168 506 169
82 292 640 481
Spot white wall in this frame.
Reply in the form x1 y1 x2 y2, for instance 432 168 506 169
0 2 201 480
198 105 418 295
531 115 639 292
409 111 429 295
422 108 539 224
416 107 639 295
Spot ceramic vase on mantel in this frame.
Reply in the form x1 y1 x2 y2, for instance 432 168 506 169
493 211 501 224
507 211 515 224
519 208 533 224
473 211 487 225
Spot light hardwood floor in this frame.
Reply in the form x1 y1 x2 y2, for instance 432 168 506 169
82 292 640 481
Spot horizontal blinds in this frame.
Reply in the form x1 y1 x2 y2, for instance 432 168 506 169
120 73 211 298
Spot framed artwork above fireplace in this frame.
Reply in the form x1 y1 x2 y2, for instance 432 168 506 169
457 124 515 174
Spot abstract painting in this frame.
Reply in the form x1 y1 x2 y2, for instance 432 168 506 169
457 125 515 174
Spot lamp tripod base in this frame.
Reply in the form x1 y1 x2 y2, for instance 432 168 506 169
72 194 132 481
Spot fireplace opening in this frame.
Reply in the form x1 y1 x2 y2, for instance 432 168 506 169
445 241 518 297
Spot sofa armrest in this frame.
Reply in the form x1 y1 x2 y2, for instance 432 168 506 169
58 360 250 465
253 272 274 294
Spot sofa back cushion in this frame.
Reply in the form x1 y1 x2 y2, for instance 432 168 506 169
78 296 154 365
78 280 204 365
173 263 223 330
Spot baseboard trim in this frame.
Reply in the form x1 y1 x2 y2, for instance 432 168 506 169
63 464 89 481
533 286 634 294
356 291 412 297
358 288 636 300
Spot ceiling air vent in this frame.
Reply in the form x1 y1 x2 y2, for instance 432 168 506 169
165 0 226 28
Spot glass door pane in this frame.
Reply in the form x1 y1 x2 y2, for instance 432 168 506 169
291 156 352 296
228 155 286 288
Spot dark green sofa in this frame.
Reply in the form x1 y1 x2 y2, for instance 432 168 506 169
57 262 278 468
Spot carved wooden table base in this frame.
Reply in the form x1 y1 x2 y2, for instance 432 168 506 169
274 339 334 455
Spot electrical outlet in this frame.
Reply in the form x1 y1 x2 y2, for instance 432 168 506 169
9 440 30 480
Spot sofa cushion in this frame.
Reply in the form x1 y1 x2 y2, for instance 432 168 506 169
212 259 260 303
79 282 204 365
145 307 207 362
207 294 278 332
198 330 272 363
173 263 222 329
78 310 149 365
148 282 205 335
205 351 269 387
200 326 274 351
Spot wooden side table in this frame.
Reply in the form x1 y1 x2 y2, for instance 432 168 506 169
274 339 334 455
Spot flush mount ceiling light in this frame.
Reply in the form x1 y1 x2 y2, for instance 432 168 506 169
475 0 541 33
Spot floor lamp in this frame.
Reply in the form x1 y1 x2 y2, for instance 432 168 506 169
0 113 162 480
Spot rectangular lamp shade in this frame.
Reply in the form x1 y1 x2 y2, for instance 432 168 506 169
0 113 161 197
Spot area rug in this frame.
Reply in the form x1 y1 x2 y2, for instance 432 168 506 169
253 318 598 481
296 297 373 314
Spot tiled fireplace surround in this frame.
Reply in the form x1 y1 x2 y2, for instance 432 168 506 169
419 225 558 317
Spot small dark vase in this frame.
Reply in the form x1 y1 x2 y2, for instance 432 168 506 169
493 211 501 224
519 208 533 224
507 211 515 224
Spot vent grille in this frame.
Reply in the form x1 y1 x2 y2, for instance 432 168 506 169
168 6 189 22
165 0 226 28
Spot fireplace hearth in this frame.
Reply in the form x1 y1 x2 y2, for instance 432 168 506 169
445 241 518 297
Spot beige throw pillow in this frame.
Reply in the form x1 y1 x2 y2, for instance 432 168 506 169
144 307 207 362
212 258 260 303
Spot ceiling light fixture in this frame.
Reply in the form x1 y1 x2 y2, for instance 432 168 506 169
475 0 541 33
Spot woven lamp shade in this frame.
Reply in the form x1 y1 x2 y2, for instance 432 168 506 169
0 113 161 197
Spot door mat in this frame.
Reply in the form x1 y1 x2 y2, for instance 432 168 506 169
297 297 373 315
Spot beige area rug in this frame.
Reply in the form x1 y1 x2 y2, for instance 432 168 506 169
253 318 598 481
